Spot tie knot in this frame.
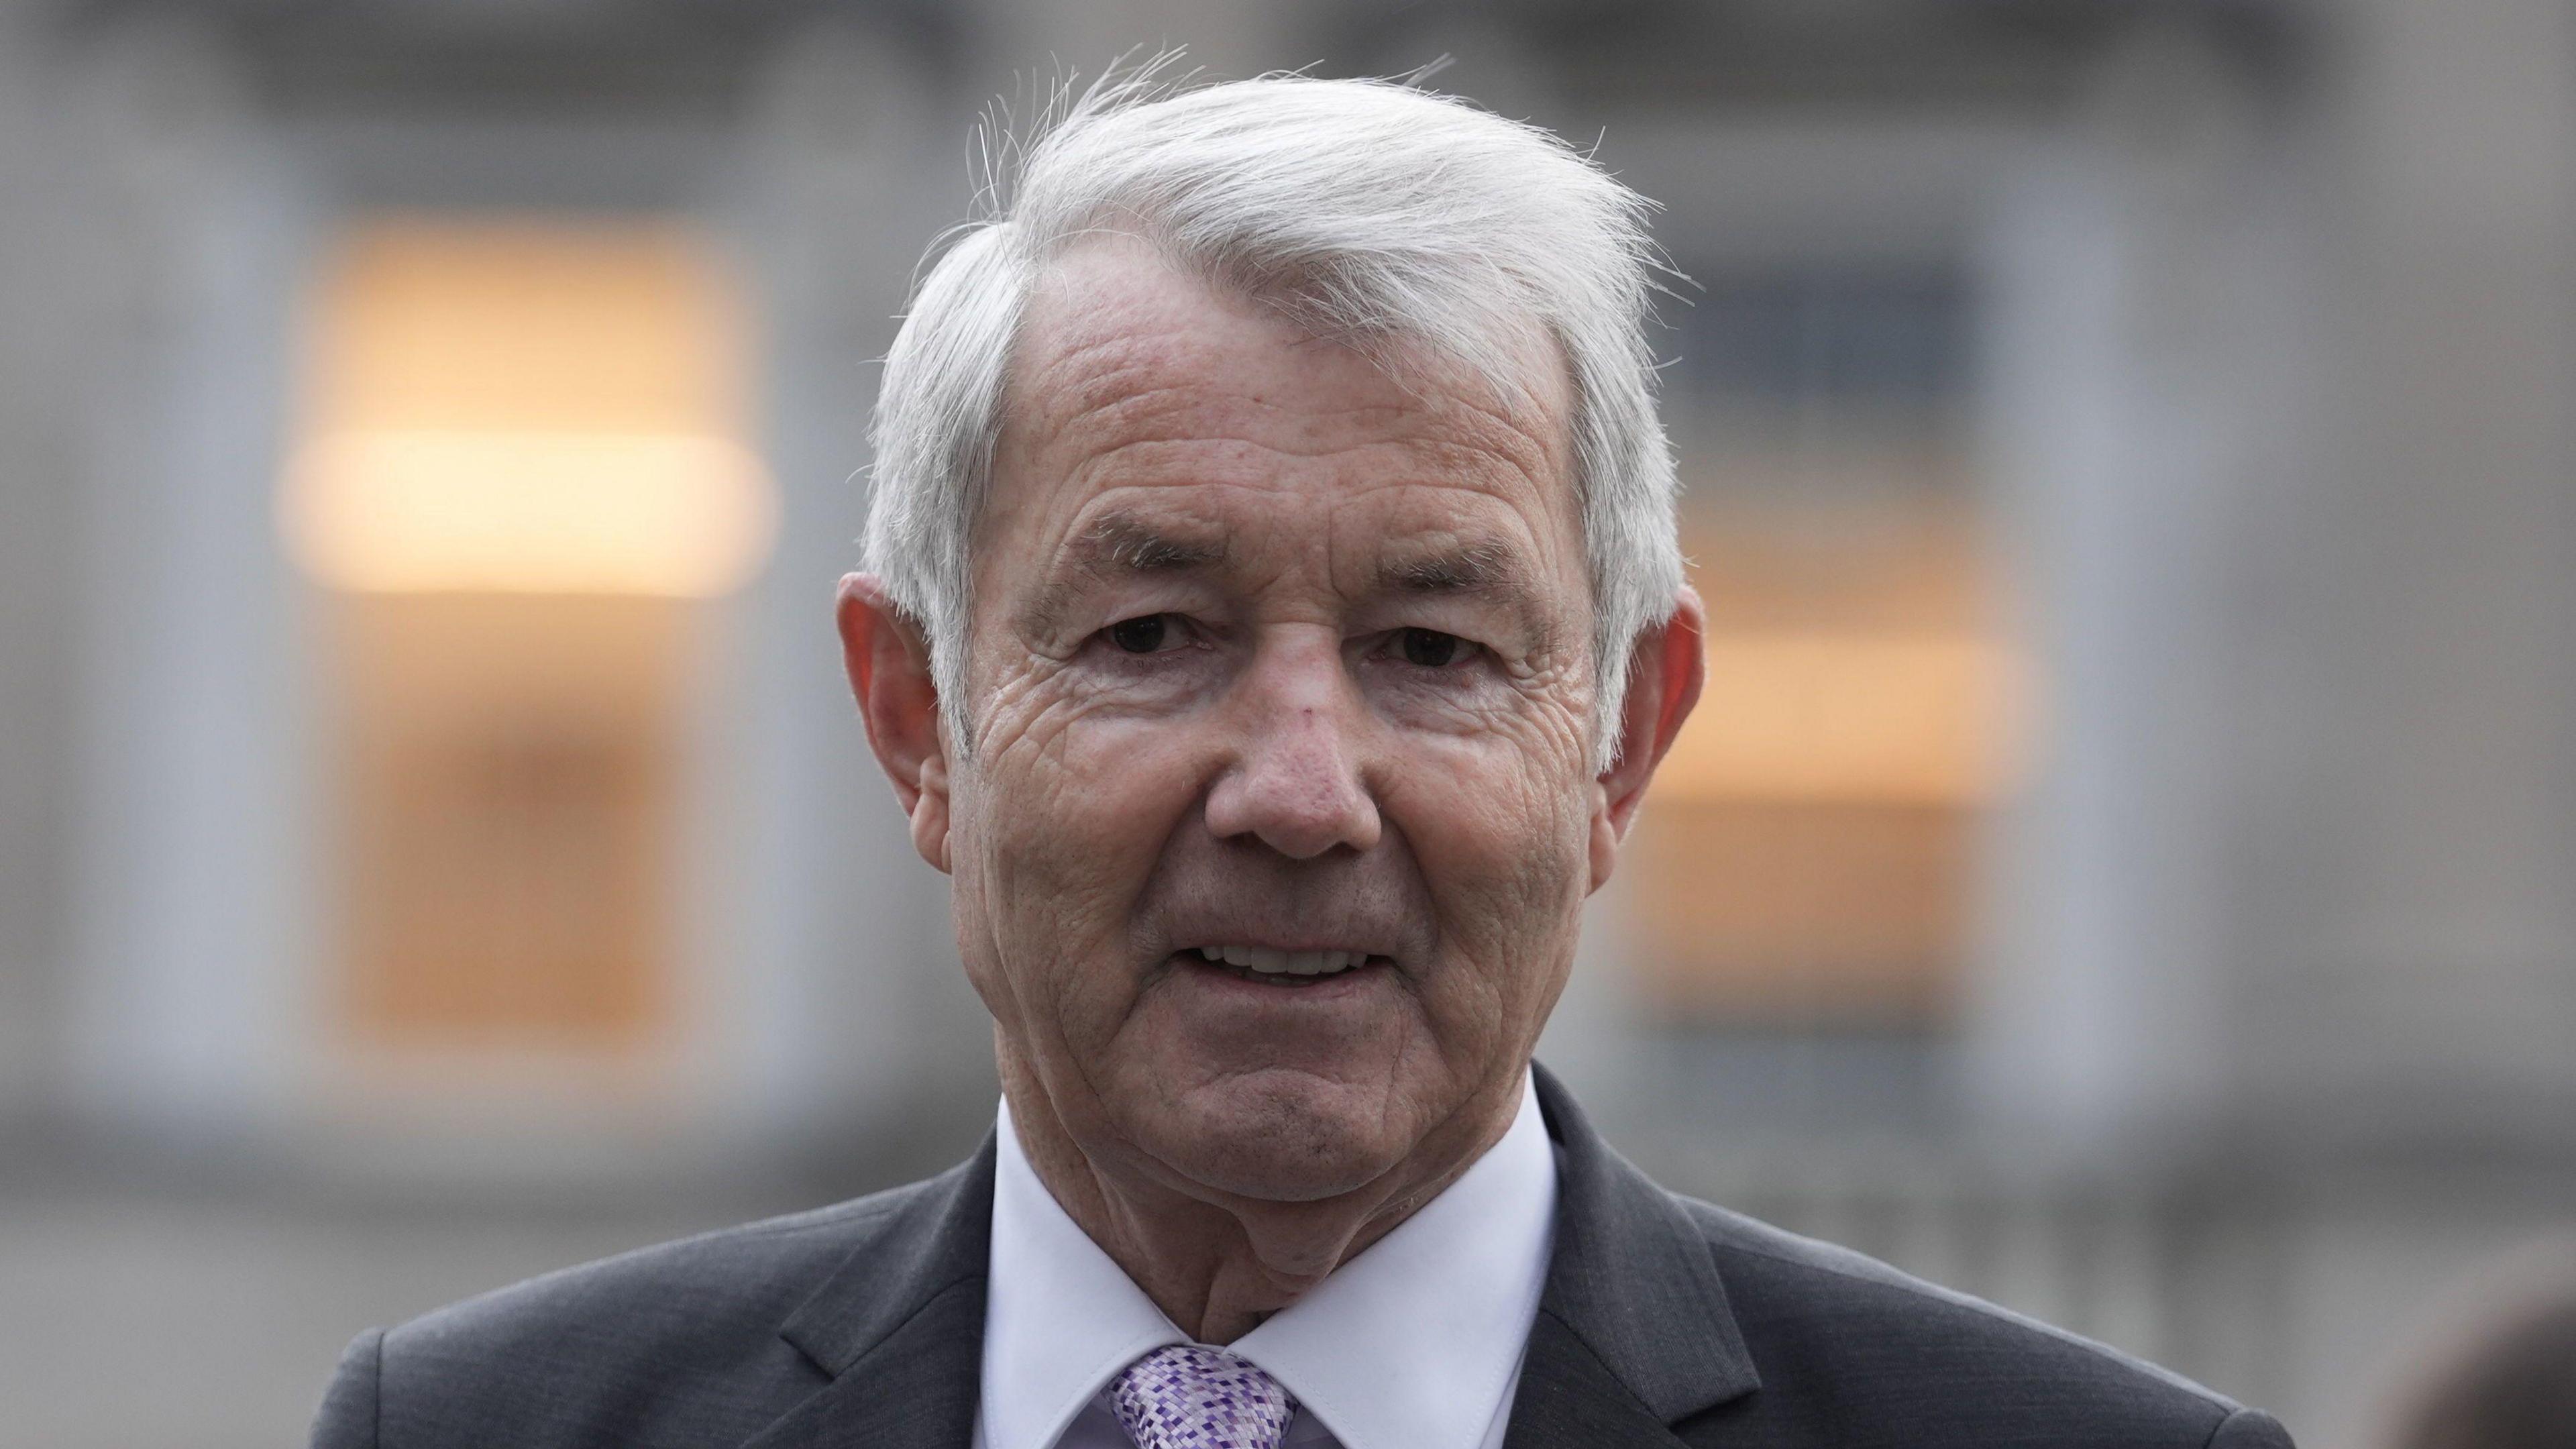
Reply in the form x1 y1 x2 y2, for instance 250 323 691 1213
1110 1343 1295 1449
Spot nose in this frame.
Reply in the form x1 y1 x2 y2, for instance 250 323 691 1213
1202 632 1383 859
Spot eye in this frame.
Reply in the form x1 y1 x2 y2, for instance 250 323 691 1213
1108 614 1175 653
1398 627 1471 668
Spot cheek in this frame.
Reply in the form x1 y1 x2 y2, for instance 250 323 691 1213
960 686 1214 1033
1383 721 1595 1023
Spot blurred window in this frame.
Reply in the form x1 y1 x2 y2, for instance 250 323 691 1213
1633 266 2023 1032
1670 271 1971 415
282 217 771 1085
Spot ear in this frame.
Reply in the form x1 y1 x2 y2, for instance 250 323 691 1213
1589 585 1705 892
836 573 954 874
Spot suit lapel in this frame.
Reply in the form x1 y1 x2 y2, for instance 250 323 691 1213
1506 1066 1761 1448
735 1069 1757 1449
1505 1310 1694 1448
741 1135 1000 1449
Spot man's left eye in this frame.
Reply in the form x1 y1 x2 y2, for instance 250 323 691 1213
1397 628 1473 668
1107 614 1177 653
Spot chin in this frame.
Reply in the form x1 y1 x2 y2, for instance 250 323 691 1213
1148 1069 1410 1203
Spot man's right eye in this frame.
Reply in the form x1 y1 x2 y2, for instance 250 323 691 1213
1107 614 1172 653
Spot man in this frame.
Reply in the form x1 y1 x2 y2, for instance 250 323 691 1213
311 73 2294 1449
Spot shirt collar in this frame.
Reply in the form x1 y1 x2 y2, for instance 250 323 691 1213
977 1073 1557 1449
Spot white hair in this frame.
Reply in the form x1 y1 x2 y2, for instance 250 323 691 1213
862 68 1682 768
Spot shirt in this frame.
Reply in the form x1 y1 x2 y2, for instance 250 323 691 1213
972 1072 1558 1449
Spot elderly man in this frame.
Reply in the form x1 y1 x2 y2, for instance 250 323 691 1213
310 74 2293 1449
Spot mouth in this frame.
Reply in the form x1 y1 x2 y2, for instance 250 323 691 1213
1175 945 1394 987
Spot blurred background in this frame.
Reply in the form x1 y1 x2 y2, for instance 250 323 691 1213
2 0 2573 1444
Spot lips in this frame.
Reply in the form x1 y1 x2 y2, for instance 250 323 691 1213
1187 944 1370 977
1151 885 1424 989
1172 941 1409 989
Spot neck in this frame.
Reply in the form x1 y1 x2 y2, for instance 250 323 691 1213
1000 1049 1523 1344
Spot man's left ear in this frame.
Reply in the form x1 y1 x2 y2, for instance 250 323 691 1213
1589 586 1705 892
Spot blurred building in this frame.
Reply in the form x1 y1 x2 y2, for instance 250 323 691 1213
3 2 2573 1446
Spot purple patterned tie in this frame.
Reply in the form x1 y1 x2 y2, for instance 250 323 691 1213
1110 1344 1296 1449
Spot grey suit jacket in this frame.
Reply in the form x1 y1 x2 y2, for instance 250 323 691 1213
311 1066 2294 1448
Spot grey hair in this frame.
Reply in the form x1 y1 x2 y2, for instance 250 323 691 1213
862 67 1682 769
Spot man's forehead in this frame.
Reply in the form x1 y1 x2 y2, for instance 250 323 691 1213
1002 237 1576 480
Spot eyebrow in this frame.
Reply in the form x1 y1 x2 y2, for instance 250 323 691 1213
1080 513 1228 575
1381 539 1525 596
1020 513 1558 649
1018 512 1228 639
1379 538 1560 652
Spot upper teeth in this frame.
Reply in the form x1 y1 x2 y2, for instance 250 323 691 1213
1197 946 1364 975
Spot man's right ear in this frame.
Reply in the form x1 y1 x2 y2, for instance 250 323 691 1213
836 574 953 874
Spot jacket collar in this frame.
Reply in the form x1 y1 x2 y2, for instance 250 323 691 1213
1506 1064 1760 1447
740 1064 1760 1449
743 1134 996 1449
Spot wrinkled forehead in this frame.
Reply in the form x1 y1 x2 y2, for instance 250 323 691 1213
994 234 1579 513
